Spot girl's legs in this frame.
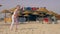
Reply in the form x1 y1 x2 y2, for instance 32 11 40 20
10 16 19 31
15 22 18 31
15 18 19 30
10 17 14 30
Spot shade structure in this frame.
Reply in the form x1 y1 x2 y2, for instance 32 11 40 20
32 11 39 22
9 8 16 12
39 13 46 17
23 14 30 23
1 10 11 23
22 11 32 14
36 7 49 13
24 14 29 17
32 11 39 15
44 14 51 17
23 10 31 22
1 10 11 13
48 11 58 16
39 12 46 23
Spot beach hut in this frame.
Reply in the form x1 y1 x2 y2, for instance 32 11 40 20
36 7 49 23
39 12 47 24
32 11 39 22
36 7 49 13
48 11 58 16
44 13 52 24
47 11 58 24
22 11 32 23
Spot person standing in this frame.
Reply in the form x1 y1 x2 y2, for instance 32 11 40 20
10 5 21 30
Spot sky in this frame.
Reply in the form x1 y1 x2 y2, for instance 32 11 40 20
0 0 60 14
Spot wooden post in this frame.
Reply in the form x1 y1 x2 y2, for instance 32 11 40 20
5 12 6 23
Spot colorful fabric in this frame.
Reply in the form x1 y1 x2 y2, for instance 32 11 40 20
32 7 37 11
44 18 49 22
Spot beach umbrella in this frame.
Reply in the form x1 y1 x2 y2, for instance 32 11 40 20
23 11 31 23
36 7 49 13
23 11 32 14
39 12 46 23
32 11 39 22
48 11 58 16
32 11 39 15
1 10 11 13
23 14 30 23
9 8 16 12
1 10 11 23
39 12 46 17
45 14 50 17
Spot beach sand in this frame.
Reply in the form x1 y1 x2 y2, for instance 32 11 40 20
0 21 60 34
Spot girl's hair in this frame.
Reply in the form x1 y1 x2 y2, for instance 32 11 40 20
16 5 21 9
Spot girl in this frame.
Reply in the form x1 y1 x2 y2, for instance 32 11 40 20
10 5 20 30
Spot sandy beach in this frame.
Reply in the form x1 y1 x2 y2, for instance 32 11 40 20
0 0 60 34
0 21 60 34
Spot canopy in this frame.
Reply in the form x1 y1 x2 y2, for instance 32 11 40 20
23 11 31 14
36 7 49 13
1 10 11 13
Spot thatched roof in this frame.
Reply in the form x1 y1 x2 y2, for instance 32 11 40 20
9 8 16 12
37 7 49 13
1 10 11 13
56 15 60 20
23 11 31 14
48 11 58 16
32 11 39 15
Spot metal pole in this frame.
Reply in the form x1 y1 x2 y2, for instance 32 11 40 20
42 16 43 24
5 12 6 23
